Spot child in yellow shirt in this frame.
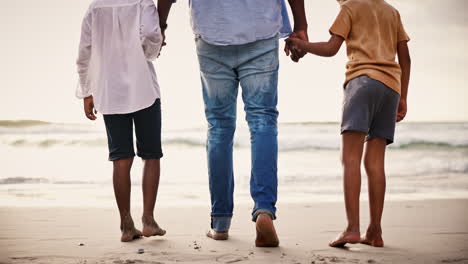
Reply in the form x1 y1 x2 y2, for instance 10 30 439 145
286 0 411 247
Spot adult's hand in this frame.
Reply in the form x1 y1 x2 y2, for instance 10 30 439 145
158 25 168 58
84 95 97 121
285 0 308 62
285 30 309 62
157 0 174 57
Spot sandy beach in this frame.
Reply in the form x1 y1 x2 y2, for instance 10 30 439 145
1 199 467 264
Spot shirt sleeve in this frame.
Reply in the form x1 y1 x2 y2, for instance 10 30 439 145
140 0 163 61
396 11 410 42
76 8 93 99
329 6 352 40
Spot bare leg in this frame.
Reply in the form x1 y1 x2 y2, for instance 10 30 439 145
329 131 365 247
113 158 142 242
361 138 387 247
141 159 166 237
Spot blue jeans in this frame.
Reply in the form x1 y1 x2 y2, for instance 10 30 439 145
196 36 279 232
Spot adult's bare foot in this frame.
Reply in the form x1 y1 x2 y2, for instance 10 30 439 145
121 227 143 242
329 231 360 247
142 215 166 237
361 227 384 247
255 213 279 247
120 215 142 242
206 229 229 240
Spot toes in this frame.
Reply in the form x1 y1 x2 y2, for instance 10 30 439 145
359 236 384 247
153 228 166 236
329 239 346 248
142 227 166 237
329 232 360 247
360 237 371 244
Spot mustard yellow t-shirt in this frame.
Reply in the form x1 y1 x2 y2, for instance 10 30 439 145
329 0 410 94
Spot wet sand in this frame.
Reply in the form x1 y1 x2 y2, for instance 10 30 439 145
1 199 467 264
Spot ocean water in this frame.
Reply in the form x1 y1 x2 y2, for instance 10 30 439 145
0 120 467 207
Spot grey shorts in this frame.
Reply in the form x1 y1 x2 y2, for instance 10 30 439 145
341 75 400 144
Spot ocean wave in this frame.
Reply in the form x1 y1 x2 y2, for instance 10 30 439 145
1 120 467 150
395 141 468 149
2 137 468 150
0 177 49 184
0 177 97 185
3 164 468 186
0 120 54 128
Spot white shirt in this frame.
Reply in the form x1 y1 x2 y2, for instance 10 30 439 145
76 0 163 115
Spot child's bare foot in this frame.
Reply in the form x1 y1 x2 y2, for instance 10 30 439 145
329 231 360 247
142 215 166 237
255 213 279 247
120 215 142 242
206 229 229 240
361 226 384 247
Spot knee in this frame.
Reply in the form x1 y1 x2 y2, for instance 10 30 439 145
207 121 236 145
208 118 236 132
246 112 278 132
208 124 235 137
364 158 384 176
113 157 134 169
341 153 361 168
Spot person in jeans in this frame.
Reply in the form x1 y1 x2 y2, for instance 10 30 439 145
76 0 166 242
157 0 308 247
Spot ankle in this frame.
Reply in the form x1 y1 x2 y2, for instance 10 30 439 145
345 225 360 233
142 212 154 219
120 214 135 231
142 214 155 223
366 224 382 234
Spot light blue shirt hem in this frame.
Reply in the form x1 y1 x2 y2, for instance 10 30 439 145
189 0 293 46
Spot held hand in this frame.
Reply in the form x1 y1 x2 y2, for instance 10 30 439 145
284 30 309 62
396 98 407 122
285 37 307 53
158 27 167 58
84 96 97 121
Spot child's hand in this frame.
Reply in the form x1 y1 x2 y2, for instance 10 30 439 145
84 96 97 121
396 98 407 122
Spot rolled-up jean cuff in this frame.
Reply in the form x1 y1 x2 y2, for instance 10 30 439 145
211 216 232 232
252 209 276 222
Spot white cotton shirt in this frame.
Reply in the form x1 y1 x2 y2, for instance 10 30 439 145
76 0 163 115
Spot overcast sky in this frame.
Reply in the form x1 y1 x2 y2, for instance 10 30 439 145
1 0 467 129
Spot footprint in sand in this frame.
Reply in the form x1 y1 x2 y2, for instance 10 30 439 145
113 260 164 264
192 240 202 250
312 255 360 264
216 254 248 263
441 258 468 263
10 257 39 261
